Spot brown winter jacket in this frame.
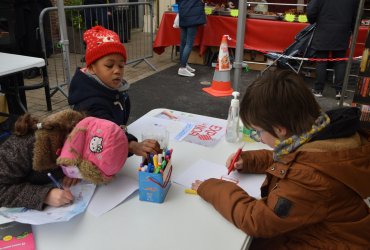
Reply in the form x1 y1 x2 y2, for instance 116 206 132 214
198 133 370 249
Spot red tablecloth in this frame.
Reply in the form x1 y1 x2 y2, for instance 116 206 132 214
153 12 368 57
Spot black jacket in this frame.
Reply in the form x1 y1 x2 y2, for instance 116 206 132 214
5 0 52 56
178 0 206 28
307 0 359 51
68 68 137 143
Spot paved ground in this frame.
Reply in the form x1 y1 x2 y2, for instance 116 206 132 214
20 48 355 123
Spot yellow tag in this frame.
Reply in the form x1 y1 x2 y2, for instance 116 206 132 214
298 15 308 23
205 7 213 15
284 13 295 22
230 9 238 17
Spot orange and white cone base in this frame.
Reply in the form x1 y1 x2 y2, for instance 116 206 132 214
203 35 233 97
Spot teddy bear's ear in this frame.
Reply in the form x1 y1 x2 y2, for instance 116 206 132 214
33 130 65 171
79 160 111 184
43 109 85 131
32 109 85 172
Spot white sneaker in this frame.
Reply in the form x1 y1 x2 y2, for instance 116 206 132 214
186 64 196 73
335 91 348 100
178 67 195 77
312 89 323 97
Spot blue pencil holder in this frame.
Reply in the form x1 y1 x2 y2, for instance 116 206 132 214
138 161 172 203
172 4 178 13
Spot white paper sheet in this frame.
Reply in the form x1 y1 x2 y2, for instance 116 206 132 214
154 110 227 147
87 173 138 217
0 182 96 225
173 159 265 199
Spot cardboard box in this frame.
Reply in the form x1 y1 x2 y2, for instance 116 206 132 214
138 161 172 203
246 61 268 71
188 47 206 65
243 51 266 62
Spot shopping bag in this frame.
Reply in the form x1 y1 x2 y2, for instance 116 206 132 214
173 14 179 28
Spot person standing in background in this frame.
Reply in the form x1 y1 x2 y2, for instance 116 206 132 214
308 0 359 100
83 0 114 29
177 0 206 77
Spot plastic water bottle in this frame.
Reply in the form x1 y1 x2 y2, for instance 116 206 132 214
226 91 240 142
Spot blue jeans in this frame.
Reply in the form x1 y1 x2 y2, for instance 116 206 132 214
180 26 198 67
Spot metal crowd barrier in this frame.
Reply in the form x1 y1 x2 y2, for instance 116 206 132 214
39 2 155 98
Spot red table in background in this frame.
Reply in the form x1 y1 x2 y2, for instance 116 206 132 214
153 12 368 57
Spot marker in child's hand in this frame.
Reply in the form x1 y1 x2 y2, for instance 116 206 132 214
227 143 245 175
47 172 64 190
184 189 197 195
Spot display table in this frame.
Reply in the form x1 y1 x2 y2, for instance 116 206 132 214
153 12 368 57
0 109 269 250
0 52 51 114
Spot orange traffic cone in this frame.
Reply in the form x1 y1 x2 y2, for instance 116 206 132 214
203 35 233 97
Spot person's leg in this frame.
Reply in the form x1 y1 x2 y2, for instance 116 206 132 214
179 27 188 68
313 50 329 95
180 26 197 67
101 8 110 29
85 8 93 29
332 50 347 93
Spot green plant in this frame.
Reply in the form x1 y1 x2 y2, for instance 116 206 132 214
65 0 84 30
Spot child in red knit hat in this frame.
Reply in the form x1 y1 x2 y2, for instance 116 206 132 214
68 26 160 158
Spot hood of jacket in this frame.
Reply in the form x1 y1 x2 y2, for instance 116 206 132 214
312 107 361 141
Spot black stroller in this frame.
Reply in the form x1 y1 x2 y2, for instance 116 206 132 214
264 23 317 74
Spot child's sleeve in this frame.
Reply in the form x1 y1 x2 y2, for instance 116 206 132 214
125 132 137 142
198 171 329 238
239 149 274 174
0 135 53 210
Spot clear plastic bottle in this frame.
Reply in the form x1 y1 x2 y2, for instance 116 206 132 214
226 91 240 142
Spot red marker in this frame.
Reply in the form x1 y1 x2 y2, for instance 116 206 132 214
227 144 245 175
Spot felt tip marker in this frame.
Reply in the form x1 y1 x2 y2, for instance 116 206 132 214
227 143 245 175
47 172 64 190
184 189 198 195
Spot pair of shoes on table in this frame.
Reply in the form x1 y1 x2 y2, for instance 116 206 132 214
312 89 323 97
335 91 348 100
178 67 194 77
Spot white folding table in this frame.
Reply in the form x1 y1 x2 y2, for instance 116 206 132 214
0 52 51 114
0 108 269 250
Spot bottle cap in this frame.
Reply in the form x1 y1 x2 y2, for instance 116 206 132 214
231 91 240 108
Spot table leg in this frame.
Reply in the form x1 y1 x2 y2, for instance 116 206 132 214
42 67 52 111
0 73 27 115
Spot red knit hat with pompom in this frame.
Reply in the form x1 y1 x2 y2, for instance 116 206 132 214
83 26 127 67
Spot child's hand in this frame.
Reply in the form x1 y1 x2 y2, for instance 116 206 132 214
44 188 74 207
129 140 161 157
226 152 244 172
62 176 80 188
191 180 203 191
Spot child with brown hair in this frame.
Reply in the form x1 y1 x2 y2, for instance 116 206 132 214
192 70 370 248
68 26 160 157
0 109 129 210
